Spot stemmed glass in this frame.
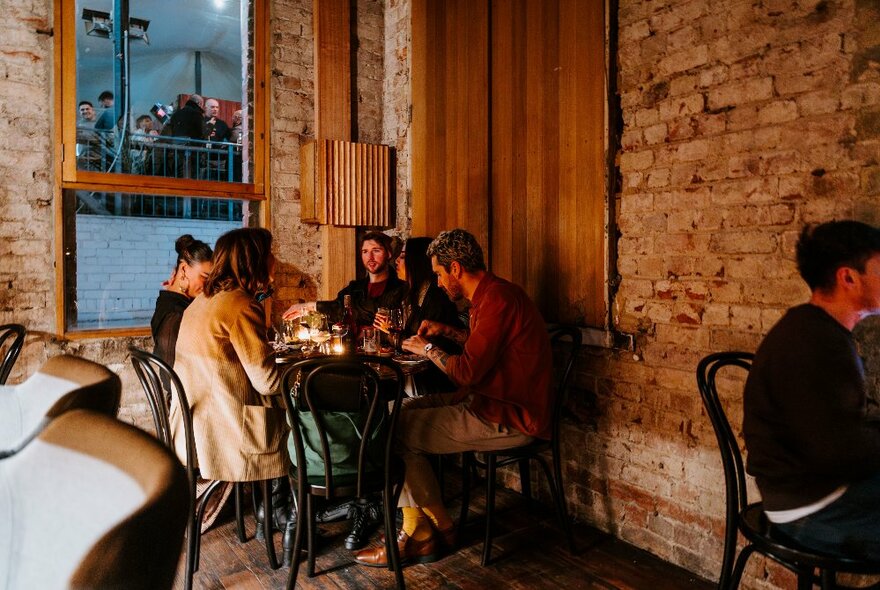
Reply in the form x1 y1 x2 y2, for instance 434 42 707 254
306 313 330 354
387 308 404 351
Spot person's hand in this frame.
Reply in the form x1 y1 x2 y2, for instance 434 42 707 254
282 302 313 320
402 335 429 356
373 312 391 333
416 320 447 338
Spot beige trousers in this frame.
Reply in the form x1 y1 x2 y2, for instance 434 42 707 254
395 392 533 508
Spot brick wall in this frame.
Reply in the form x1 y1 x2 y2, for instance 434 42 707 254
75 215 239 326
588 0 880 586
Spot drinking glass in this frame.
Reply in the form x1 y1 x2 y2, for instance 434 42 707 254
362 327 378 353
388 308 404 351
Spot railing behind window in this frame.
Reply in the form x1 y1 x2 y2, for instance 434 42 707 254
75 127 242 183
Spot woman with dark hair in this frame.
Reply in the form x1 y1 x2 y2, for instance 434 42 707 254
170 228 287 518
150 234 213 367
377 236 463 394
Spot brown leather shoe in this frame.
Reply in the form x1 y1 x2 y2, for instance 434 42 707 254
355 529 440 568
379 525 456 552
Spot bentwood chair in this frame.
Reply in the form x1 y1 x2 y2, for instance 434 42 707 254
0 323 25 384
281 356 406 590
697 351 880 589
0 354 121 456
129 347 280 590
458 325 581 566
0 409 188 590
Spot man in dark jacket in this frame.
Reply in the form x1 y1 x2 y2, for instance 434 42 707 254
744 220 880 560
283 231 407 328
164 94 205 178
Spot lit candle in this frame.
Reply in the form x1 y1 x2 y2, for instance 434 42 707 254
296 327 310 341
332 343 344 354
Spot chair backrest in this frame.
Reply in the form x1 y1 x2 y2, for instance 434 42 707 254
281 355 404 499
0 354 121 455
696 351 754 584
548 325 583 443
0 409 189 590
129 346 197 499
0 324 26 385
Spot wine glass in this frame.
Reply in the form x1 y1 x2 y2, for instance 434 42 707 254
388 308 404 351
307 313 330 353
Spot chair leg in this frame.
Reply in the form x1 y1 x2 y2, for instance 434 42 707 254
286 488 307 590
481 454 497 567
820 569 837 590
307 494 317 577
458 452 473 533
184 502 198 590
193 479 226 574
538 453 576 554
437 455 446 503
518 459 532 501
729 544 756 590
260 479 279 569
234 482 247 542
384 485 406 590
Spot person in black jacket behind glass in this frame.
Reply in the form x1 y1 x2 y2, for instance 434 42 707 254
744 220 880 560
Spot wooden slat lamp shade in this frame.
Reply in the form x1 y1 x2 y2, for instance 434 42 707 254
300 139 393 227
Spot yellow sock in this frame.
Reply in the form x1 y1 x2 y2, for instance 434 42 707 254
401 507 433 540
421 503 454 532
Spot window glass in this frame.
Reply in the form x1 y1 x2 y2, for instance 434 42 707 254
75 0 250 183
63 189 258 331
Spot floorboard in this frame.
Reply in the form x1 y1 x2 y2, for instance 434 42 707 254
178 475 713 590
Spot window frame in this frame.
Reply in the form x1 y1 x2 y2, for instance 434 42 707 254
53 0 271 338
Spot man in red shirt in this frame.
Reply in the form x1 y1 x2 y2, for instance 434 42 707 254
355 228 554 567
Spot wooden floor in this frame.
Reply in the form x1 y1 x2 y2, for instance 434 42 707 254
182 480 713 590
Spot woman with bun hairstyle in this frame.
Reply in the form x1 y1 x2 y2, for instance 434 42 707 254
150 234 213 367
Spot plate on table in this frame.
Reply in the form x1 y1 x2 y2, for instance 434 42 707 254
392 353 430 366
377 347 395 357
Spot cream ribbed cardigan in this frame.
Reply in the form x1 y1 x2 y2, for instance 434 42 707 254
170 288 288 482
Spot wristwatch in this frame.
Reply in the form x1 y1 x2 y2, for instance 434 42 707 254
424 343 434 354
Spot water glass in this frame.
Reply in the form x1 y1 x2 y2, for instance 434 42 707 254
362 327 378 353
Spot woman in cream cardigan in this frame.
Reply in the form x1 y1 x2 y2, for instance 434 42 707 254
170 227 287 483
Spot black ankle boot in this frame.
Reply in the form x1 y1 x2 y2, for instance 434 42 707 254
344 499 381 551
255 478 292 540
282 505 298 566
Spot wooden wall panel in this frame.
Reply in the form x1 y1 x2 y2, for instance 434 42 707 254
313 0 356 300
412 0 489 249
413 0 606 327
490 0 605 326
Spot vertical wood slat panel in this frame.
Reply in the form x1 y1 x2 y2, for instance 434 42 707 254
314 139 392 227
490 0 604 325
314 0 355 300
412 0 489 242
413 0 605 326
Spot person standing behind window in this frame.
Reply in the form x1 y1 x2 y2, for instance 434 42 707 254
150 234 213 368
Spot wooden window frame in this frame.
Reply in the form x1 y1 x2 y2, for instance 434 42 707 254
52 0 271 339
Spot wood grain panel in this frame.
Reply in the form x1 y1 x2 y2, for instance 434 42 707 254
490 0 605 326
412 0 489 246
313 0 355 300
413 0 606 326
322 140 391 227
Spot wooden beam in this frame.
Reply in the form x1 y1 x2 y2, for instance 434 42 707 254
313 0 356 299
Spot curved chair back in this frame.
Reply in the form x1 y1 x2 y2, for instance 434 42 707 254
0 409 188 590
548 325 583 452
695 351 754 589
0 355 121 455
281 355 404 499
0 324 25 385
128 347 197 499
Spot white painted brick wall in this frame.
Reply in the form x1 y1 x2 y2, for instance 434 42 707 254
74 215 240 327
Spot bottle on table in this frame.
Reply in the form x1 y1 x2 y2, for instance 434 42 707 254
341 294 357 352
